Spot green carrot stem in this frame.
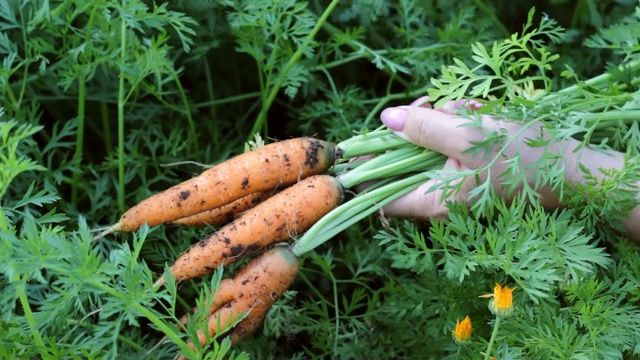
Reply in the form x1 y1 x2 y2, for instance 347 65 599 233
574 110 640 130
249 0 340 138
293 171 435 255
337 130 412 159
117 3 127 211
542 58 640 103
339 149 445 189
72 76 86 205
331 159 370 175
17 279 50 359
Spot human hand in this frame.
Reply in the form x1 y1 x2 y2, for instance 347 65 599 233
378 97 584 220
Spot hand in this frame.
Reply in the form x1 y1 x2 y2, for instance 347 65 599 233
378 97 622 221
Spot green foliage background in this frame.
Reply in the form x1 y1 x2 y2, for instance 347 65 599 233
2 0 640 359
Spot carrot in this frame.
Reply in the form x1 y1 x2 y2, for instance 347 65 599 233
154 174 343 287
178 245 300 357
95 137 337 239
171 191 271 226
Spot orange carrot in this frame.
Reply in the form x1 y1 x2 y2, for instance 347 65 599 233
179 246 300 357
97 138 336 238
171 191 271 226
154 174 342 287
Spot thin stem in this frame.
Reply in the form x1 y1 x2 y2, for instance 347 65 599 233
337 131 410 158
72 76 86 204
338 148 445 189
17 279 50 359
16 4 30 109
203 56 217 118
117 2 127 211
331 272 340 354
168 67 198 153
193 92 261 108
546 58 640 102
71 1 99 204
249 0 341 138
484 316 502 360
101 101 112 152
312 43 455 72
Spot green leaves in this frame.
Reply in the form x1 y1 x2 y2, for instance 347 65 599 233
2 0 640 358
224 0 316 99
429 8 564 106
0 119 45 200
584 4 640 59
421 199 612 304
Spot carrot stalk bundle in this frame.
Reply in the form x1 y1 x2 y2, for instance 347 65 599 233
154 174 343 287
178 246 300 357
171 191 271 226
95 137 337 239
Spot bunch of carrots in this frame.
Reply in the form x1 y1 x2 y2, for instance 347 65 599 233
94 130 444 355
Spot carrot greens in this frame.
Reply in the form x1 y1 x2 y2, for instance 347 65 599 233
3 1 640 359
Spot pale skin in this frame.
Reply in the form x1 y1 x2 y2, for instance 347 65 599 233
379 96 640 242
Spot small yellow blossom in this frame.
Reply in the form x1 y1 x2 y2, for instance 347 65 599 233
452 315 472 344
479 283 515 317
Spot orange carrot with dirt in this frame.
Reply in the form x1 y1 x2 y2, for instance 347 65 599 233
95 137 337 239
177 245 300 357
171 191 271 226
153 174 343 287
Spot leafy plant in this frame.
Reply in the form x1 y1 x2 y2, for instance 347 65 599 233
2 0 640 359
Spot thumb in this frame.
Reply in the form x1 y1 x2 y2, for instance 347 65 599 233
381 106 477 159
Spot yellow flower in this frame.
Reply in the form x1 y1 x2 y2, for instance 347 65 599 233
452 315 472 344
480 283 515 317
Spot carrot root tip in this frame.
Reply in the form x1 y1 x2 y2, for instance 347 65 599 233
153 275 167 289
91 223 120 242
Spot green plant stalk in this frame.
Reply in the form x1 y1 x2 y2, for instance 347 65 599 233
293 171 434 255
340 146 421 172
573 110 640 130
71 76 86 205
194 91 261 108
203 56 217 118
71 0 99 204
101 100 112 152
17 279 49 359
249 0 341 138
168 67 198 153
544 58 640 103
338 149 445 189
117 4 127 211
118 333 145 353
336 131 410 158
332 159 369 174
484 316 501 360
312 44 455 72
16 6 30 110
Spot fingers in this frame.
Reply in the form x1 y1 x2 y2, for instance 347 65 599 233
381 105 482 159
381 179 449 220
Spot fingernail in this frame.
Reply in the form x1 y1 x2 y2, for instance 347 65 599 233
468 99 484 109
410 96 430 106
381 107 407 131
